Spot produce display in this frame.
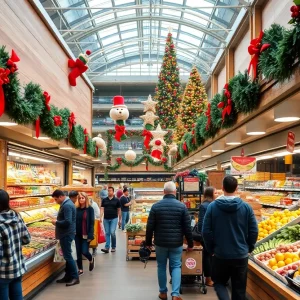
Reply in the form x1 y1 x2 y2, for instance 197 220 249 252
10 196 55 208
22 238 57 260
27 227 55 239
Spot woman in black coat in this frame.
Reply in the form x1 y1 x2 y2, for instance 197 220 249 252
198 186 217 287
75 192 95 276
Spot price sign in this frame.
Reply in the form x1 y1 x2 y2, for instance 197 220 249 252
183 177 199 192
230 156 257 175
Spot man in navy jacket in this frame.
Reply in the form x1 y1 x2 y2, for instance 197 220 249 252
202 176 258 300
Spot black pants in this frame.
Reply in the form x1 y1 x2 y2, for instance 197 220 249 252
203 245 213 277
212 256 248 300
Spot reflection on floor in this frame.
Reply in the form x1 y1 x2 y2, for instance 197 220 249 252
33 230 218 300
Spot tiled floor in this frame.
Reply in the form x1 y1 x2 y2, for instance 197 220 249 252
33 231 218 300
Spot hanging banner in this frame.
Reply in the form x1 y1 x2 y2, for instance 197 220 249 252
230 156 257 175
286 131 295 153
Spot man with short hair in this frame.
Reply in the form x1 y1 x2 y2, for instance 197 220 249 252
202 176 258 300
50 189 79 286
69 190 79 204
120 188 132 232
146 181 193 300
100 187 121 253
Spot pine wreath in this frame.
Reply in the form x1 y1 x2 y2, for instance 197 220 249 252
195 117 205 147
258 24 286 81
87 137 96 157
40 105 70 141
179 141 188 158
211 93 237 129
69 124 85 150
198 114 218 140
229 72 260 114
276 24 300 82
183 132 196 153
0 46 44 124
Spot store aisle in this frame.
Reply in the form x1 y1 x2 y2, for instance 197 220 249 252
33 231 218 300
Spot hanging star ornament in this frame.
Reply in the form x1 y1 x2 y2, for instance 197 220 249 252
139 111 159 127
150 124 168 140
141 94 158 113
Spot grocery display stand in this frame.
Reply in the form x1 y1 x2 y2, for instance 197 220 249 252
126 230 156 261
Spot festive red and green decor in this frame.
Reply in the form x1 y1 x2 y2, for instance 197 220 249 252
0 46 100 158
154 32 183 129
176 66 208 141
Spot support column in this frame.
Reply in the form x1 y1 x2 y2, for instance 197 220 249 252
250 6 262 39
0 140 7 190
211 74 218 97
225 48 235 82
67 159 73 185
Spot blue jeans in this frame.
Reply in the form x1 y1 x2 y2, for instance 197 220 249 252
121 211 130 230
103 218 118 249
155 246 183 297
75 235 93 270
0 276 23 300
60 235 78 279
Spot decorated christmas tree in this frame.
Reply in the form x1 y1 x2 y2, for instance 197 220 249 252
176 66 208 141
154 32 182 129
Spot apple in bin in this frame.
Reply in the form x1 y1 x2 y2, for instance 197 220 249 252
292 265 298 270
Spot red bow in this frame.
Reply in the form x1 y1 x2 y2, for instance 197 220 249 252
248 31 270 79
142 130 152 149
0 68 11 116
43 91 51 111
6 50 20 73
68 112 76 133
83 128 88 154
53 116 62 126
151 149 163 160
217 83 233 121
35 117 40 138
115 124 126 142
183 141 188 152
205 103 211 130
161 157 167 163
116 157 123 164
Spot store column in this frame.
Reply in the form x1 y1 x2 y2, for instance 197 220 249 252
67 159 73 185
0 140 7 190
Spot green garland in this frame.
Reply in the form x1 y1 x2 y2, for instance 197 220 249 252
0 47 44 124
40 105 70 141
259 24 286 81
230 72 260 114
195 117 205 147
69 124 85 150
87 137 96 157
198 114 218 140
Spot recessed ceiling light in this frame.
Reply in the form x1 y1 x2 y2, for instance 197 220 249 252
274 117 300 122
246 131 266 136
256 155 274 161
59 146 73 150
274 151 294 157
0 122 18 126
202 155 211 158
226 142 242 145
92 159 101 162
212 149 225 153
33 136 50 140
79 154 88 157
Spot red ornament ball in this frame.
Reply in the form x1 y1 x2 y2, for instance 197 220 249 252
155 140 162 146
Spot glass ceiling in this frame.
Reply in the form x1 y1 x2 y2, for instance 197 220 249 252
40 0 249 81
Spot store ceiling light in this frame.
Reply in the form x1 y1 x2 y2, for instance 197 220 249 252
0 115 17 126
33 136 50 140
59 146 73 150
226 132 242 145
92 159 101 162
274 151 295 157
79 154 87 157
102 162 108 165
274 100 300 122
256 155 274 161
8 151 53 163
246 119 266 136
212 141 225 153
73 165 85 170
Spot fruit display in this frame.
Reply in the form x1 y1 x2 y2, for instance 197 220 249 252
257 209 300 241
28 221 54 229
253 239 297 255
22 238 57 260
28 227 55 239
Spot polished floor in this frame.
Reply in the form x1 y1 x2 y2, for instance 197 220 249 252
33 231 218 300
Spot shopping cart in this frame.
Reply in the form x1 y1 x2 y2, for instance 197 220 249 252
180 246 207 294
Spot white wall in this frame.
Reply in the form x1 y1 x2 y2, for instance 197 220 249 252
234 28 250 75
217 66 226 93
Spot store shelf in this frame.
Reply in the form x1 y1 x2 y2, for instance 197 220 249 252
15 203 56 212
7 183 58 186
25 218 48 225
9 193 52 199
245 187 300 192
260 203 298 209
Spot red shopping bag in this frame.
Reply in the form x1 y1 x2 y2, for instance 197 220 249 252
98 222 106 244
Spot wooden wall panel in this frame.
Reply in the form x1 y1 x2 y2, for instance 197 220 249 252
0 1 92 132
217 66 226 93
234 28 250 75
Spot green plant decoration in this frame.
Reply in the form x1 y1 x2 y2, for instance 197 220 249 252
69 124 85 150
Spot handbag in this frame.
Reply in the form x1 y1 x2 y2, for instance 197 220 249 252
192 223 202 242
98 223 106 244
90 220 99 248
53 240 77 262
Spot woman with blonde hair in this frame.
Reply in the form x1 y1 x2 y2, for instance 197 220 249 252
75 192 95 276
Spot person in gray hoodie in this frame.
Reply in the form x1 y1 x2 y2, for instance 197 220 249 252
202 176 258 300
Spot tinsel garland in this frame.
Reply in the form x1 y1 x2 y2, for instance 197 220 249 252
40 105 70 141
69 124 85 150
258 24 286 81
211 93 237 129
229 72 260 114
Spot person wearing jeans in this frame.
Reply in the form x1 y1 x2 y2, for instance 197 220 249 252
0 189 31 300
120 188 132 232
100 186 121 253
146 182 193 300
202 176 258 300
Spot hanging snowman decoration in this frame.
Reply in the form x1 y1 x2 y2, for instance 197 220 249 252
168 142 178 156
149 124 167 161
109 95 129 142
92 134 107 156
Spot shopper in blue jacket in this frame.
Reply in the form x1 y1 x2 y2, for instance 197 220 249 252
202 176 258 300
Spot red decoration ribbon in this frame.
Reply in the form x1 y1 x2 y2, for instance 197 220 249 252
43 91 51 111
0 68 10 117
205 103 211 130
53 115 62 126
35 117 40 138
217 83 233 121
115 124 126 142
142 130 152 149
116 157 123 164
161 157 167 163
68 112 76 133
183 141 188 153
248 31 270 79
83 128 88 154
7 50 20 73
